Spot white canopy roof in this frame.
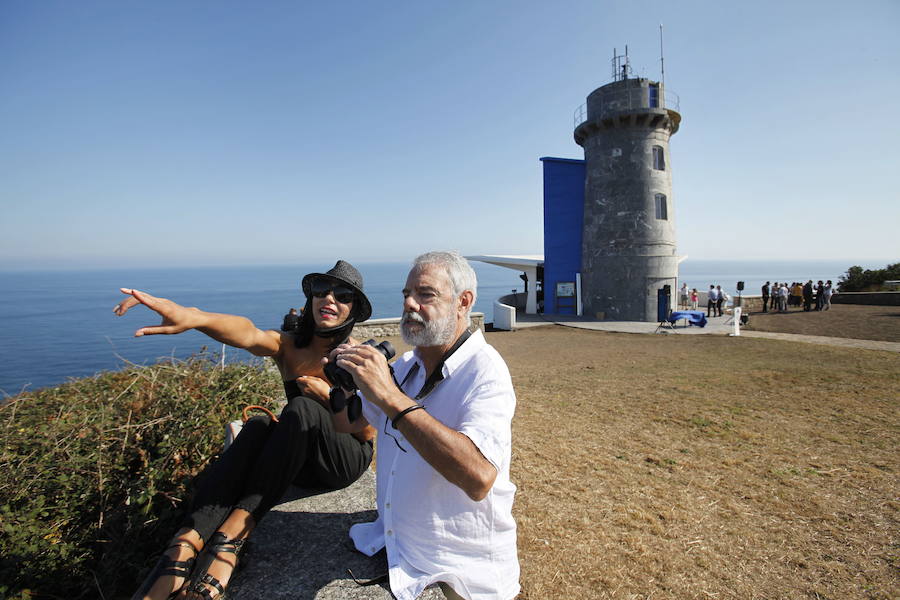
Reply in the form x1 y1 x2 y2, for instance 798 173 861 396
466 254 543 271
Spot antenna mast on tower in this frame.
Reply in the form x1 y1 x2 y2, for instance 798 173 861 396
659 24 666 87
611 46 632 82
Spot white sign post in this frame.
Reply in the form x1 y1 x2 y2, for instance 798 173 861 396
730 306 742 337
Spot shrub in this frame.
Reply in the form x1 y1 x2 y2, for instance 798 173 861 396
838 262 900 292
0 353 281 599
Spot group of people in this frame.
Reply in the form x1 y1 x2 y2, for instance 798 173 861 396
678 283 728 317
115 252 520 600
705 285 729 317
677 279 838 318
761 280 835 313
679 284 700 310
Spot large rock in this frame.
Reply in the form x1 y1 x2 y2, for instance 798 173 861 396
228 469 442 599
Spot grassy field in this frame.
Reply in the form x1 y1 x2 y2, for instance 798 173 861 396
479 326 899 599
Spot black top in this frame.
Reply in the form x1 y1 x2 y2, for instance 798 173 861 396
283 380 303 399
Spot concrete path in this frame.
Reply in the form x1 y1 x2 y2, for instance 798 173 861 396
514 312 900 352
738 330 900 352
515 312 735 335
228 469 443 600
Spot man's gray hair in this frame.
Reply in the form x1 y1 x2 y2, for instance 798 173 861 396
413 251 478 322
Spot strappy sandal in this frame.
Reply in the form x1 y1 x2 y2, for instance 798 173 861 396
184 531 245 599
131 540 198 600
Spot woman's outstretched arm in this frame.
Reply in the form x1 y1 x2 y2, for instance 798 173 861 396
113 288 282 357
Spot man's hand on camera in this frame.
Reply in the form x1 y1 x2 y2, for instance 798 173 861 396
331 343 401 412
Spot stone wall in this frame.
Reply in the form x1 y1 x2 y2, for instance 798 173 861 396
351 312 485 339
732 295 764 312
832 291 900 306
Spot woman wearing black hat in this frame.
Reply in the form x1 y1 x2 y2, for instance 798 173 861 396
115 260 376 600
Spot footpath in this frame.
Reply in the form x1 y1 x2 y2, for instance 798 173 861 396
737 330 900 352
517 313 900 352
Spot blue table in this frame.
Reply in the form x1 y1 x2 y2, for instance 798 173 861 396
668 310 708 328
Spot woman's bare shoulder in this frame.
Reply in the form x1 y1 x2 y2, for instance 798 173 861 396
278 340 329 379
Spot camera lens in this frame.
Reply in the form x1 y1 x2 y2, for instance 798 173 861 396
327 339 396 420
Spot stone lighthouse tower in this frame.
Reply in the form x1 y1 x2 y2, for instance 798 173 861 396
573 49 682 322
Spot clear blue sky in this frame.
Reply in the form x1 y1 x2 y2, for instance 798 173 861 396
1 0 898 270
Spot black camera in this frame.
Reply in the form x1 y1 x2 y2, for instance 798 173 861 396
327 339 395 422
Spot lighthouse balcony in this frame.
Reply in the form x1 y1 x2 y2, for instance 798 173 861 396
574 87 680 128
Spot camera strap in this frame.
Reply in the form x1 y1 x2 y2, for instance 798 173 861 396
399 329 472 401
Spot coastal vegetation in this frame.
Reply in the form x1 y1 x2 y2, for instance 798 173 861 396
0 352 281 599
838 262 900 291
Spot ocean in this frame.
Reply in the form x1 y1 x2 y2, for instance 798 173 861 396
0 258 881 394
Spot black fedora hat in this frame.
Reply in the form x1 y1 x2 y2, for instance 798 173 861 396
301 260 372 322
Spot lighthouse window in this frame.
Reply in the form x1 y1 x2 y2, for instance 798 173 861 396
652 146 665 170
655 194 668 220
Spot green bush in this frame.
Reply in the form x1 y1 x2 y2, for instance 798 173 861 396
0 353 281 599
838 262 900 292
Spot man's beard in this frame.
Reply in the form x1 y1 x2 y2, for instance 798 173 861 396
400 310 457 347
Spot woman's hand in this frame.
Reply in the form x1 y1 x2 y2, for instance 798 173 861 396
113 288 203 337
293 375 331 404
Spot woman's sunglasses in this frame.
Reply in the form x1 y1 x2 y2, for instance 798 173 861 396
310 279 355 304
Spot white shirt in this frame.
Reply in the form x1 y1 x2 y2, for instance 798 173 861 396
350 329 520 600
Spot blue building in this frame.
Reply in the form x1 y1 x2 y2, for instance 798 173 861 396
540 157 584 315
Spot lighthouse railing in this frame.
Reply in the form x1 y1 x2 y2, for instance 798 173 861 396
574 89 680 128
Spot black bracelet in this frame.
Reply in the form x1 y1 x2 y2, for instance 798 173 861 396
392 404 425 428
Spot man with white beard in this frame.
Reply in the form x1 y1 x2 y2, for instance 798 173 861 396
325 251 520 600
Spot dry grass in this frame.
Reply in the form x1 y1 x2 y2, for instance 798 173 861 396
482 326 899 599
746 303 900 343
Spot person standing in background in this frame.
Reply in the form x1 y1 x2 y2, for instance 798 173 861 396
707 285 718 317
823 280 835 310
791 282 803 308
761 281 770 313
281 307 300 331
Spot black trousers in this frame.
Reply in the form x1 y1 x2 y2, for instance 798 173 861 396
182 395 373 541
762 296 769 312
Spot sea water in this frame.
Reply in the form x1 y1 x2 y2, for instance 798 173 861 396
676 259 862 299
0 262 524 394
0 258 881 393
